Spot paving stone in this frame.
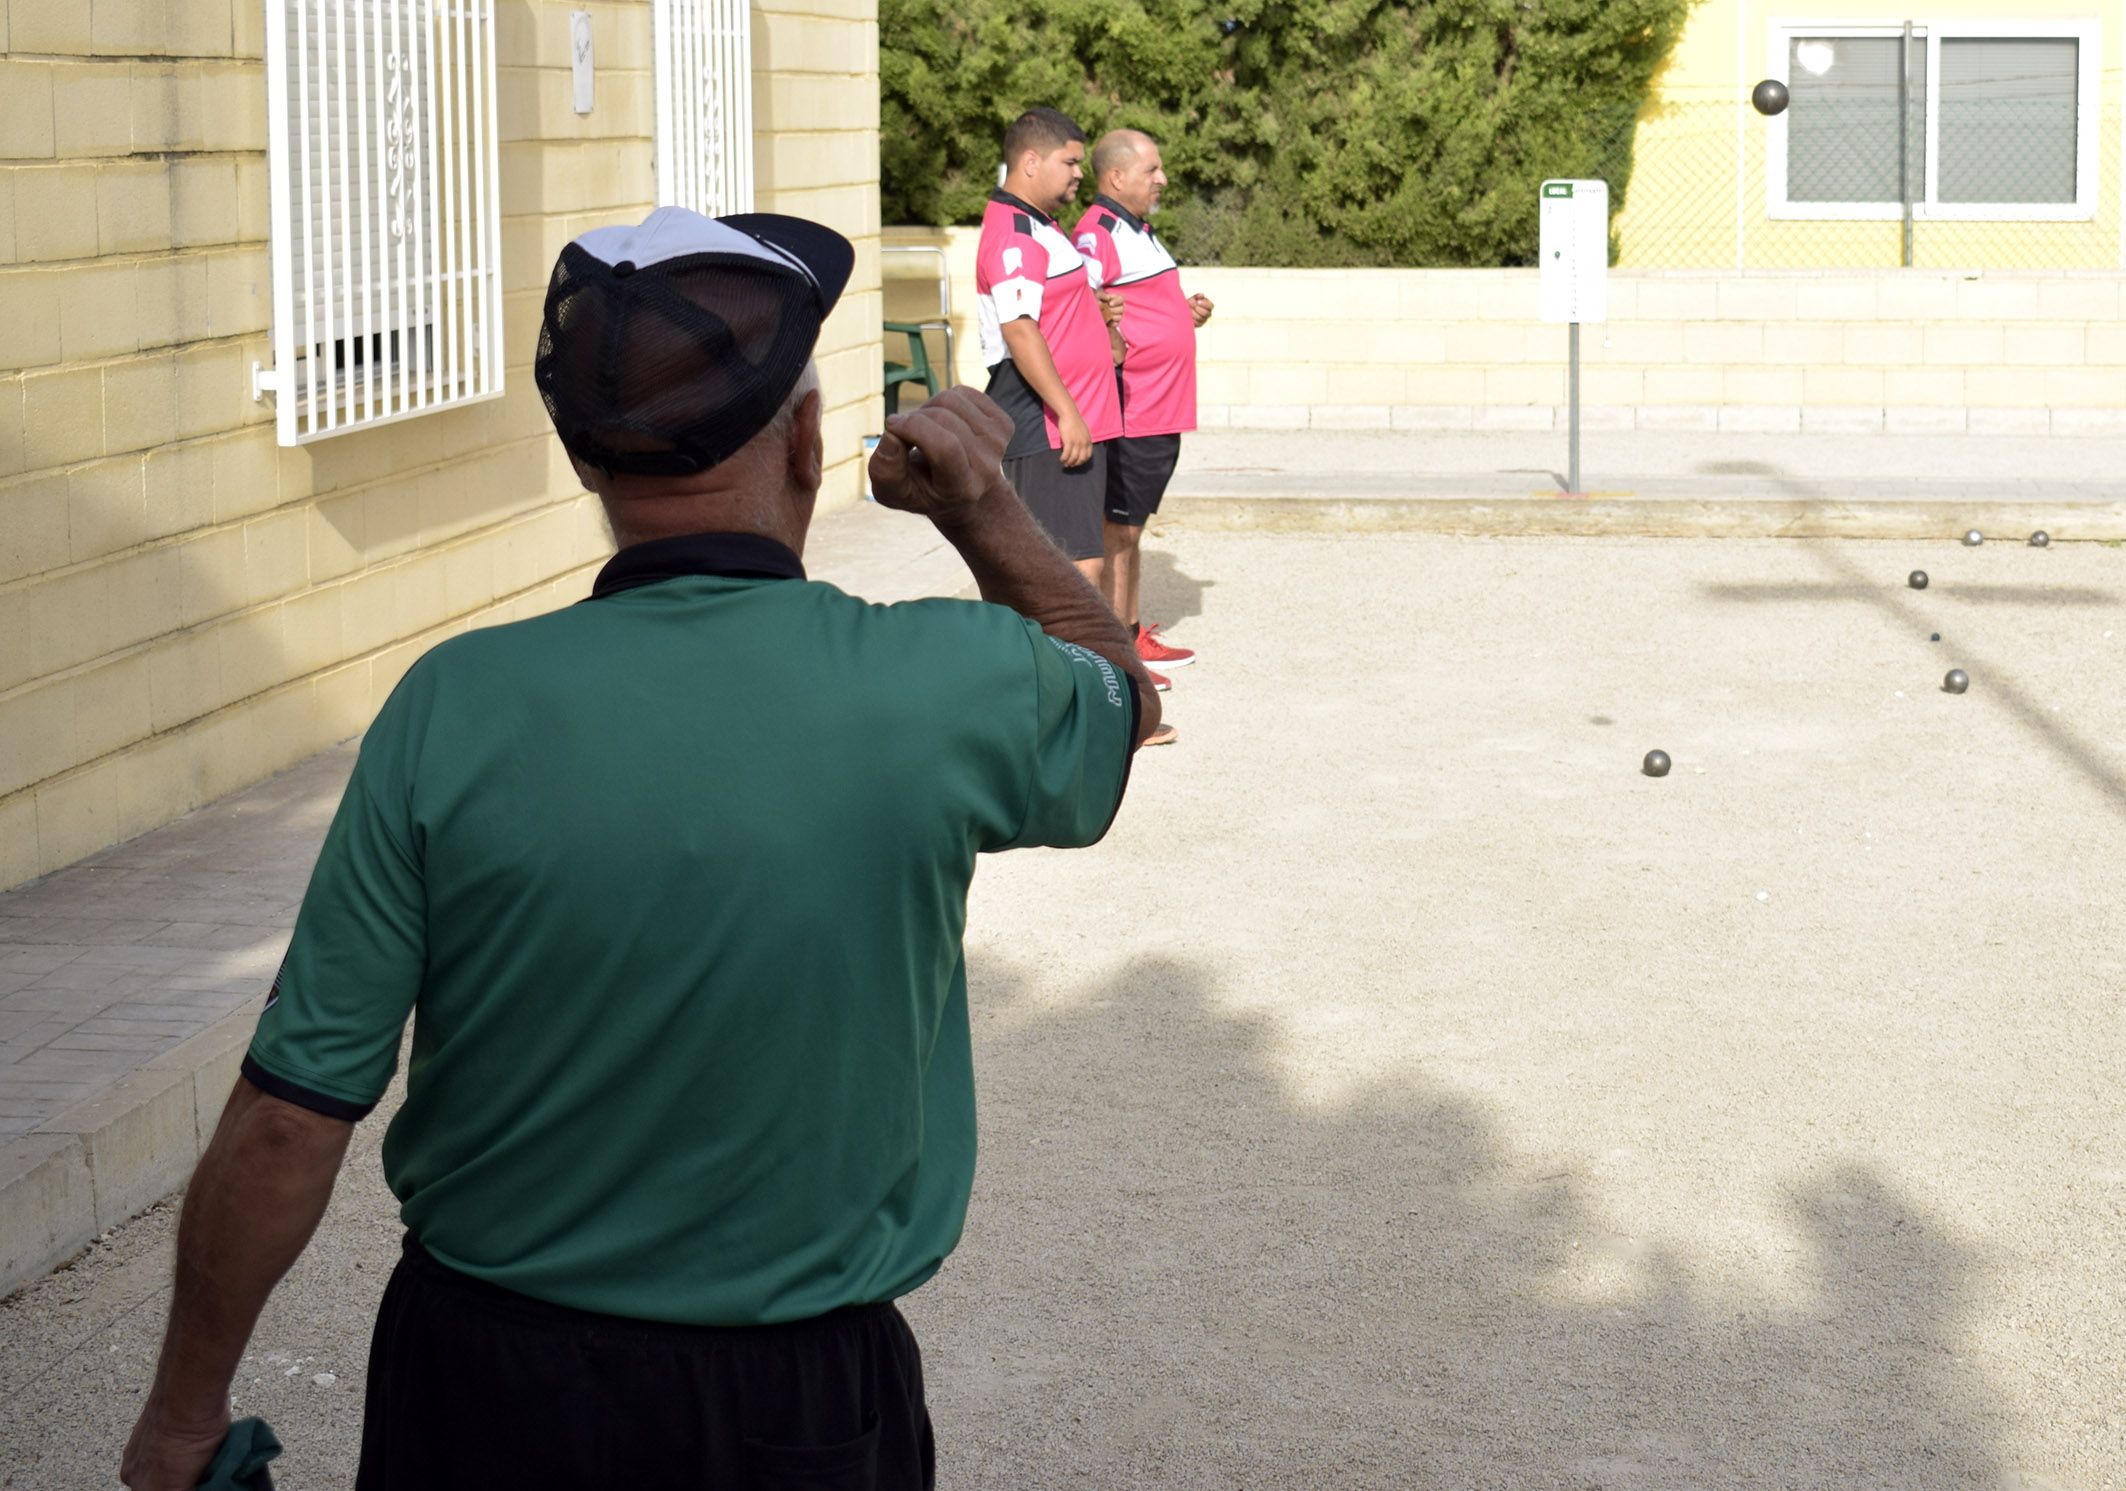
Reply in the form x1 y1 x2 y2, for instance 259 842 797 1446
0 948 88 976
14 960 133 993
47 1034 175 1054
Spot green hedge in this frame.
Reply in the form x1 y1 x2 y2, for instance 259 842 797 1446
881 0 1694 268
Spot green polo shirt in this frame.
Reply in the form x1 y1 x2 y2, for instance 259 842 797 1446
244 532 1136 1326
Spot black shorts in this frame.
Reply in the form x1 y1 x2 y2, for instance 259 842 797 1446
1104 433 1182 526
1003 443 1108 561
357 1238 935 1491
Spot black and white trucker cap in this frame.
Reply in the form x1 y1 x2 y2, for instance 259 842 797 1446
534 207 855 477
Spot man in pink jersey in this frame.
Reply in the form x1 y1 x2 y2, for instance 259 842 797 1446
1072 129 1215 680
974 109 1126 590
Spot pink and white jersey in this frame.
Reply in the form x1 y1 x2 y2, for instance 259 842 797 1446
974 191 1122 457
1071 196 1196 438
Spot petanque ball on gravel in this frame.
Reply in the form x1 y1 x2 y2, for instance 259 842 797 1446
1964 530 1984 546
1909 570 1929 589
2030 531 2051 547
1944 669 1970 694
1931 632 1941 641
1643 750 1671 778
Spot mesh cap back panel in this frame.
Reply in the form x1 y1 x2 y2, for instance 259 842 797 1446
535 244 823 477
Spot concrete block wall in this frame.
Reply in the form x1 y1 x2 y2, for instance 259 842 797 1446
883 227 2126 438
0 0 884 892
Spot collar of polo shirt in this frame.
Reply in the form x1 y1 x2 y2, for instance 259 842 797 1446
988 187 1059 226
586 531 807 600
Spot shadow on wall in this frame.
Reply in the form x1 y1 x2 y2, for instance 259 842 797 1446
911 953 2008 1488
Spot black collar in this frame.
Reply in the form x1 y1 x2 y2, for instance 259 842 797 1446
989 187 1057 226
1093 193 1148 234
588 532 806 600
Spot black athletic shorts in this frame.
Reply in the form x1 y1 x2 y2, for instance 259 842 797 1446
356 1237 935 1491
1003 442 1108 561
1104 433 1182 527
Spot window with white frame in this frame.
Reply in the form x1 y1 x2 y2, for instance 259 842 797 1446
1767 19 2101 222
652 0 755 216
259 0 504 445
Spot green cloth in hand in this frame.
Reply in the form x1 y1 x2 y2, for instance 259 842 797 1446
195 1416 281 1491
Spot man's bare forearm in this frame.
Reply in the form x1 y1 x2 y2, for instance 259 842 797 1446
145 1078 354 1420
938 481 1160 741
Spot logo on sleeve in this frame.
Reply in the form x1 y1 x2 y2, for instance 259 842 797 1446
262 957 286 1013
1002 246 1024 274
1076 233 1098 255
1047 637 1124 709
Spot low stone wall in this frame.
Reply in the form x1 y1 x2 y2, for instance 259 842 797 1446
882 226 2126 438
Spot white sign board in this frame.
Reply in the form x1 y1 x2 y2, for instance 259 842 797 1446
1539 179 1608 324
571 11 595 114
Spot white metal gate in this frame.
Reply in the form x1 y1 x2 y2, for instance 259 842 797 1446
259 0 505 445
652 0 755 217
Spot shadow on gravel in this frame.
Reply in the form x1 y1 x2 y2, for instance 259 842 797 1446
1692 485 2126 815
1140 548 1214 628
927 954 2005 1490
1702 581 2119 608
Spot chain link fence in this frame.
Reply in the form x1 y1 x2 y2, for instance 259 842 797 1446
1600 3 2125 270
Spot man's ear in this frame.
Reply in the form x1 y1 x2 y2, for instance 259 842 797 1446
788 389 824 494
567 451 606 495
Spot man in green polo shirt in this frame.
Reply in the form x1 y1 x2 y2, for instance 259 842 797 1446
121 209 1159 1491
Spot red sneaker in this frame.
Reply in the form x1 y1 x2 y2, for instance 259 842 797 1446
1136 623 1195 669
1147 666 1171 692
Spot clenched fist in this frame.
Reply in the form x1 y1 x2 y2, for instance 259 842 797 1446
867 387 1016 525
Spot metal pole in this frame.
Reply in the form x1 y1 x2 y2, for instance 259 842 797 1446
1568 321 1581 495
1899 19 1914 267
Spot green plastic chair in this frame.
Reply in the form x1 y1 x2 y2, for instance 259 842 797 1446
883 320 942 412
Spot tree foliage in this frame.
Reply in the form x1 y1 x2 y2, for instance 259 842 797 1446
880 0 1694 267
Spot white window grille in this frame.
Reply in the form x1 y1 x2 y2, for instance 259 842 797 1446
652 0 755 216
1766 18 2102 223
257 0 505 445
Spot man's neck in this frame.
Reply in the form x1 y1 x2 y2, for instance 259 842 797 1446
994 182 1055 222
1094 192 1148 230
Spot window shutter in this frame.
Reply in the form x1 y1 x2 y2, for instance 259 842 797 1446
260 0 504 445
652 0 755 216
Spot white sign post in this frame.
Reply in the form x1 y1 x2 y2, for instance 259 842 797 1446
1539 179 1608 495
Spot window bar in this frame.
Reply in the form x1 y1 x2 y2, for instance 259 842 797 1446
263 0 298 444
356 0 378 421
454 0 476 398
436 0 458 405
417 0 438 408
478 0 503 394
733 0 753 209
317 0 339 433
296 0 320 435
694 0 710 211
386 0 407 414
336 0 358 426
1898 21 1913 267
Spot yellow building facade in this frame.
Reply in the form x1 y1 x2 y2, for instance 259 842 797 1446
0 0 885 892
1616 0 2126 269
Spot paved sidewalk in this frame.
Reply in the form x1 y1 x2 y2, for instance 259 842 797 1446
0 498 974 1295
1167 428 2126 537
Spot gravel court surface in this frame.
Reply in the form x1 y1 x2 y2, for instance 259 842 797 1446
4 532 2123 1489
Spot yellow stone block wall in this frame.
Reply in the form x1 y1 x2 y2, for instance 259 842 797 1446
884 225 2125 440
1617 0 2125 271
0 0 882 891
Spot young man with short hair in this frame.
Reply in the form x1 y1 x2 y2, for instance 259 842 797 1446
975 109 1125 592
